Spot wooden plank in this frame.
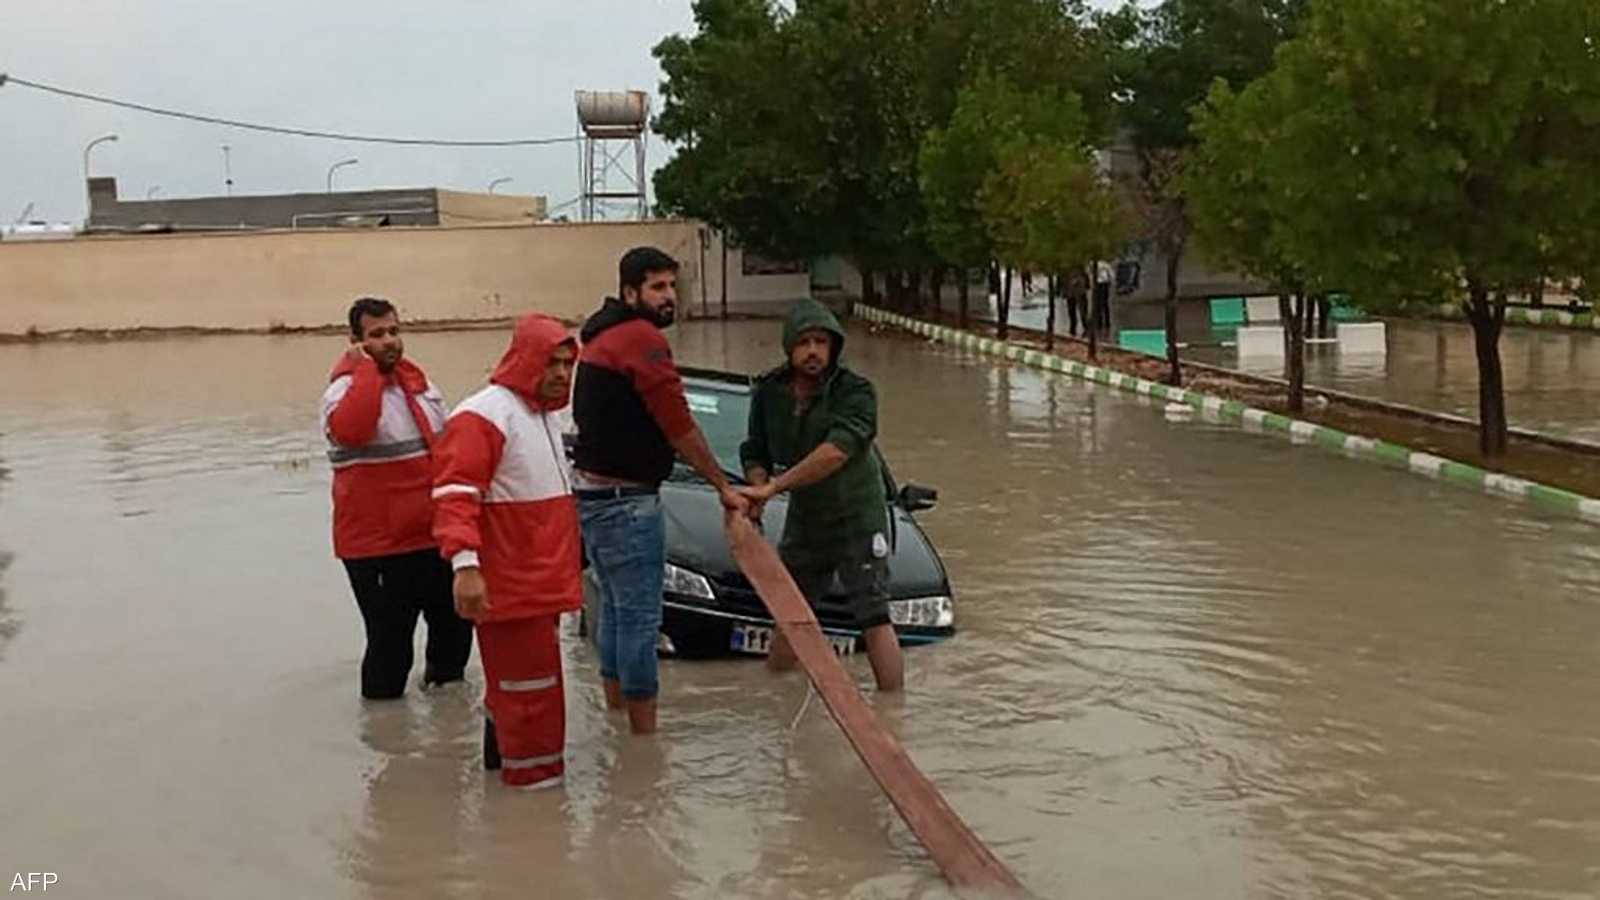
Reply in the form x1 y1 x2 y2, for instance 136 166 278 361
724 514 1028 898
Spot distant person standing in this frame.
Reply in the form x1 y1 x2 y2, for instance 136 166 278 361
572 246 747 735
738 299 903 692
1092 261 1114 335
320 297 472 700
432 315 582 789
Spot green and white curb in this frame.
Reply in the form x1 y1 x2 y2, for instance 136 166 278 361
1430 301 1600 332
858 304 1600 525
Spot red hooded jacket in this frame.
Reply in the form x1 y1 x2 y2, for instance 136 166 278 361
320 353 448 560
431 315 582 622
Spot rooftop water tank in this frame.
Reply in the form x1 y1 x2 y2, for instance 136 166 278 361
575 90 650 134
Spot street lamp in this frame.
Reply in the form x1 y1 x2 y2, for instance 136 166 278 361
147 185 162 199
82 133 119 225
326 158 359 193
488 177 513 194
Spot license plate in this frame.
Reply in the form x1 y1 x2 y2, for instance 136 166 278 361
730 623 855 656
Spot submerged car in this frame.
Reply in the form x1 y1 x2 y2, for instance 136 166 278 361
579 367 956 658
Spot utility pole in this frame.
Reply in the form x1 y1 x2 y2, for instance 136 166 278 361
326 158 359 193
82 133 119 228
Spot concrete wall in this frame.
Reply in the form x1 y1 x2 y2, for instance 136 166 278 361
87 179 443 231
0 219 810 337
670 229 813 318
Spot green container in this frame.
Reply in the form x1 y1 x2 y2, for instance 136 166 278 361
1118 329 1168 356
1209 297 1246 326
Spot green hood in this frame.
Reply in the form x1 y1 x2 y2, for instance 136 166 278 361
782 298 846 360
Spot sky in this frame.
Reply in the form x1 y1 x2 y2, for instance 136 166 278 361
0 0 1128 225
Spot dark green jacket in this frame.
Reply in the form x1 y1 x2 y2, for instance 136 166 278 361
740 300 889 566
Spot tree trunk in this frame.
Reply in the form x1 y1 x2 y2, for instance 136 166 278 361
1531 277 1546 309
1163 243 1183 387
999 268 1013 341
1045 274 1058 352
907 271 924 315
861 265 877 306
720 240 729 319
1467 282 1509 457
1282 293 1307 414
958 271 970 330
930 267 946 320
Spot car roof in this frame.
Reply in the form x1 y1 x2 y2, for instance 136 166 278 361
681 366 753 394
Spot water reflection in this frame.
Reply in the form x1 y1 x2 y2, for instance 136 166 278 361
1193 319 1600 442
0 455 15 660
0 322 1598 898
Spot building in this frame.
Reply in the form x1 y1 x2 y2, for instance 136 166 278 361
84 178 547 234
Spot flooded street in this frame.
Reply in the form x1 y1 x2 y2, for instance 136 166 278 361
3 319 1599 899
1003 297 1600 444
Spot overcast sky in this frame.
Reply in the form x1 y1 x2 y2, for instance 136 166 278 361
1 0 1128 224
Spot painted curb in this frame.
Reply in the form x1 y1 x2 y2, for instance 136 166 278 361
1429 301 1600 333
858 304 1600 526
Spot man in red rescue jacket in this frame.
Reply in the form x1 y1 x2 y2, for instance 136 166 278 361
321 297 473 700
432 315 582 790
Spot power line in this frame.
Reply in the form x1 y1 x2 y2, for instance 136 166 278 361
0 72 580 148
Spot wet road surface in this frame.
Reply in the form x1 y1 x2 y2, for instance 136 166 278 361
999 295 1600 443
1 320 1597 898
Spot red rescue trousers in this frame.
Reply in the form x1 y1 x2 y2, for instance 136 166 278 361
478 615 564 788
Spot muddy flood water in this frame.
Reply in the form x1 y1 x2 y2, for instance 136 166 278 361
2 319 1598 899
1005 298 1600 445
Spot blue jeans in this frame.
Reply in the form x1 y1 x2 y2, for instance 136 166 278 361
578 494 665 700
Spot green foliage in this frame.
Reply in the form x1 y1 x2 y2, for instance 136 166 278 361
1104 0 1308 294
1197 0 1600 307
920 72 1096 270
984 138 1128 275
1187 78 1319 294
1109 0 1306 153
653 0 1114 270
969 81 1126 275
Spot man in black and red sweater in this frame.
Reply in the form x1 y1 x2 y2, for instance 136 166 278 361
572 246 746 735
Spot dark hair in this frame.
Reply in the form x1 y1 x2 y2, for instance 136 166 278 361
348 296 397 337
618 246 679 298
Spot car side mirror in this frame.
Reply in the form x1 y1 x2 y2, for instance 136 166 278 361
897 483 938 512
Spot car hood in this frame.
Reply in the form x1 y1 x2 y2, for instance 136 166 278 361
659 480 950 599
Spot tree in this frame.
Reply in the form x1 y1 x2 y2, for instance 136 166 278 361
923 73 1099 340
653 1 805 254
1235 0 1600 456
982 132 1128 350
1188 77 1329 413
1105 0 1306 385
919 70 1021 330
656 0 1115 313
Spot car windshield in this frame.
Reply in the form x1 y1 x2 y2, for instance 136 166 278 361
680 381 751 482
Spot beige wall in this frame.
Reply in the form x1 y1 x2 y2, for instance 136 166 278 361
0 220 705 336
689 236 813 317
0 218 815 337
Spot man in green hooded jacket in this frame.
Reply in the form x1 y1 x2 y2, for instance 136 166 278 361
737 299 903 691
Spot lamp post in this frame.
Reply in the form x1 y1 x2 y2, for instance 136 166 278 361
488 177 512 194
221 144 233 196
82 133 118 226
326 158 358 193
